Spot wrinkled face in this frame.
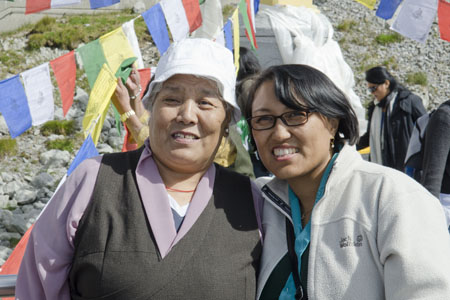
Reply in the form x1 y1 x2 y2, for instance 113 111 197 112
251 80 337 182
368 80 390 101
149 74 229 174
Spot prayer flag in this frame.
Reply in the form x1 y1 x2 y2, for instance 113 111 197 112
21 63 54 126
89 0 119 9
51 0 81 8
438 0 450 41
50 51 76 117
391 0 438 43
25 0 50 14
247 0 256 32
122 125 139 152
254 0 260 15
99 27 136 74
0 75 32 138
191 0 224 40
82 64 117 145
224 19 233 53
239 0 257 49
67 134 99 175
354 0 376 10
76 39 108 89
231 9 240 75
376 0 404 20
122 19 145 69
182 0 202 32
142 3 171 55
160 0 190 42
138 68 152 96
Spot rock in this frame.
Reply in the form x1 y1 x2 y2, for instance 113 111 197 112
0 115 9 135
97 143 114 154
3 181 22 197
1 172 13 183
0 195 9 209
2 212 28 235
31 172 56 189
16 189 37 205
108 136 123 149
133 1 146 14
40 150 71 168
0 245 12 266
73 87 89 109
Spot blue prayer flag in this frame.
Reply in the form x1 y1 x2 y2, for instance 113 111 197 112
376 0 404 20
224 20 233 53
254 0 259 15
142 3 170 55
0 75 32 138
90 0 120 9
67 134 99 176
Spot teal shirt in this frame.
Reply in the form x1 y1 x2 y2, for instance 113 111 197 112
279 152 339 299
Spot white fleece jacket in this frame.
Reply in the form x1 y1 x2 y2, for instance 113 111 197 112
256 144 450 300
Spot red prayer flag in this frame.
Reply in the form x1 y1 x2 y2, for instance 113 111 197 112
0 225 34 300
50 51 76 117
438 0 450 42
182 0 203 33
25 0 51 14
121 125 139 152
138 68 152 97
245 0 258 49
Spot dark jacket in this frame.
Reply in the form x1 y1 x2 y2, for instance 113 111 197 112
421 100 450 196
358 87 426 171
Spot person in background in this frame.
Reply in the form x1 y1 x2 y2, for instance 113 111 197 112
357 66 426 171
16 38 262 300
421 99 450 230
245 64 450 299
235 47 270 177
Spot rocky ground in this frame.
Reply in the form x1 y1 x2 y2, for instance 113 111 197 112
0 0 449 265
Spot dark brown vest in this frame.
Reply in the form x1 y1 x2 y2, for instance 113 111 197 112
69 149 261 300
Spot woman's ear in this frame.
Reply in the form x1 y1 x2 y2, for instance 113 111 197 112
328 118 339 138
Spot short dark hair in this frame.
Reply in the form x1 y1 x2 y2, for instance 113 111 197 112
237 47 261 82
245 64 359 146
365 66 398 91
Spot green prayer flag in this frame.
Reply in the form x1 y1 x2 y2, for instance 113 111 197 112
238 0 256 50
115 57 137 85
111 104 121 136
76 39 108 89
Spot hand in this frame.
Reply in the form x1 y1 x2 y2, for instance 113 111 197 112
112 78 132 115
126 66 141 99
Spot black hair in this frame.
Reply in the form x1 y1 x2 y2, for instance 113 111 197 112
237 47 261 82
244 64 359 147
365 66 398 92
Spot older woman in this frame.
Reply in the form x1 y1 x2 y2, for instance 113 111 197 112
244 64 450 299
16 38 262 300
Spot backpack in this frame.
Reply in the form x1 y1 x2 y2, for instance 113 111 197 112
404 110 435 181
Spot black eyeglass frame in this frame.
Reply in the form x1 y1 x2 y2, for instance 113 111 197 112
247 110 312 131
368 85 379 93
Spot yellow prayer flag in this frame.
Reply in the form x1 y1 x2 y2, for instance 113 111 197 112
231 9 240 76
354 0 376 10
99 27 136 74
82 64 117 145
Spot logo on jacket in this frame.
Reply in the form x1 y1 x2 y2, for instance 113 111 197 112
340 234 363 248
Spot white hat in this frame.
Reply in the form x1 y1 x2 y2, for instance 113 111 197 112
147 38 240 123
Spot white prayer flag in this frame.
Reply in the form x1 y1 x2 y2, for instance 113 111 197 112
122 19 145 69
391 0 438 43
160 0 190 42
191 0 224 40
51 0 81 8
215 30 226 46
21 63 54 126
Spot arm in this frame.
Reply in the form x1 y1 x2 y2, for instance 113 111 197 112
15 157 101 300
421 108 450 197
378 180 450 299
409 94 427 122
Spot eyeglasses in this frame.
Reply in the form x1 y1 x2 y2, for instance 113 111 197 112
368 85 379 93
248 110 312 131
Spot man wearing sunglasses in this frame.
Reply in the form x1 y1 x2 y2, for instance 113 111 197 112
357 66 426 171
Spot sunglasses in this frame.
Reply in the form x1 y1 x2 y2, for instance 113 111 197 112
368 85 379 93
